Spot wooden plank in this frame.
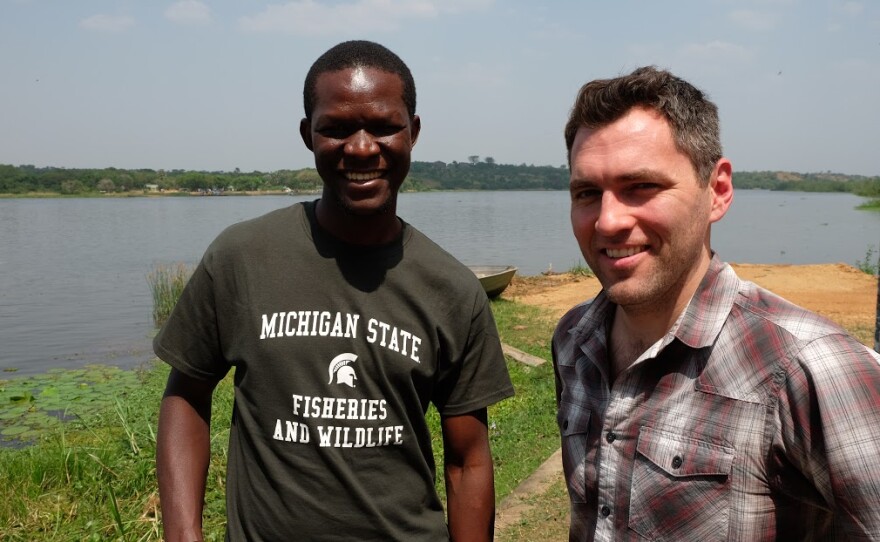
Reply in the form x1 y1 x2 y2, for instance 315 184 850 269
502 343 547 366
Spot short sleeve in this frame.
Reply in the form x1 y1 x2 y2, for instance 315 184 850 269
152 252 231 382
432 290 514 416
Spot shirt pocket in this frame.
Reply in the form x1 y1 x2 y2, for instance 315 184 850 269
557 401 591 504
629 426 735 541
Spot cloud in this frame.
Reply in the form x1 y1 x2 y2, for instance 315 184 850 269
165 1 213 25
79 14 135 33
728 9 777 31
840 1 864 16
238 0 492 35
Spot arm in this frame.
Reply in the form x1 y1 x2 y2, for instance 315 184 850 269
778 337 880 539
156 368 219 542
441 408 495 542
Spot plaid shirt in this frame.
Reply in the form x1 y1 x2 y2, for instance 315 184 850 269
552 256 880 541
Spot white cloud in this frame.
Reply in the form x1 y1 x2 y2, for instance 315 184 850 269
165 1 213 26
840 1 864 16
79 14 135 33
728 9 777 31
238 0 492 35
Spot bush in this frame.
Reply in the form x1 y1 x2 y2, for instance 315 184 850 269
855 245 879 276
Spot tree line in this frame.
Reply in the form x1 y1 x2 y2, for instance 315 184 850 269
1 161 878 199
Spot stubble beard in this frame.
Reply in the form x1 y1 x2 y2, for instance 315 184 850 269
602 238 708 316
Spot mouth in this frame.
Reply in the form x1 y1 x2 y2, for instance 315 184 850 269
345 171 383 182
604 246 647 259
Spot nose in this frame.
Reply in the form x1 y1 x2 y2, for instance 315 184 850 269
594 191 635 236
344 129 379 158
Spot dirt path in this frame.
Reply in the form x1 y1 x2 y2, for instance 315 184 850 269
505 262 878 345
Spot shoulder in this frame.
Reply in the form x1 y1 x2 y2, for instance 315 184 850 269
732 277 850 344
401 222 484 294
725 272 879 377
205 203 306 259
216 203 304 245
553 294 606 354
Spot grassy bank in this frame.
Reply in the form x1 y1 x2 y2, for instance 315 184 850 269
0 298 560 541
857 198 880 211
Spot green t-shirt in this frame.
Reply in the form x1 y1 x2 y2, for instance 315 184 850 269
154 201 514 541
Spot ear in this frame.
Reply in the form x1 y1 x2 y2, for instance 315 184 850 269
299 118 314 151
409 115 421 147
708 158 733 224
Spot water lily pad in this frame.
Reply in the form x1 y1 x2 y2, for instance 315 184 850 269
8 392 34 404
0 364 145 448
1 425 30 436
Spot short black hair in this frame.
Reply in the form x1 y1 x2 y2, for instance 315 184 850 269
303 40 416 120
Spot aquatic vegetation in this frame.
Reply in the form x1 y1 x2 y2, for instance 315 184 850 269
0 365 139 447
147 263 193 327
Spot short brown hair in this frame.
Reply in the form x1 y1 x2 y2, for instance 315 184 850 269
564 66 722 184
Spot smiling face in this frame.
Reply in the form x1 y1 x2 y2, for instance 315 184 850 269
569 106 732 317
300 66 420 241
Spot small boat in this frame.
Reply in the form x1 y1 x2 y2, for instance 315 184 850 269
468 265 518 298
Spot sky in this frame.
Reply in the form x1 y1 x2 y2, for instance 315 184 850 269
1 0 878 176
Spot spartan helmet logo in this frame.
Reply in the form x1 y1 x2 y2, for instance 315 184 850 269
328 353 358 388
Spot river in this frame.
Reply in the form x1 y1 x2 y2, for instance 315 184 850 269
1 190 877 374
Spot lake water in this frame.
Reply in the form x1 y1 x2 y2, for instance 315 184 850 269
1 191 877 375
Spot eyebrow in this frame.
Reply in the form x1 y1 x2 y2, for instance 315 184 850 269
618 168 674 183
570 168 675 187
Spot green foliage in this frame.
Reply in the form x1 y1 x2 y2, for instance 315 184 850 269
0 365 141 447
147 264 194 327
3 162 880 197
856 198 880 211
568 260 593 277
733 170 880 198
855 245 879 275
408 160 570 191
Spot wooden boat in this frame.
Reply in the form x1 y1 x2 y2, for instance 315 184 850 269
468 265 517 298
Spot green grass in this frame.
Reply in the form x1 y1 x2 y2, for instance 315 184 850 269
146 264 193 327
496 477 570 542
0 297 561 541
856 198 880 211
855 245 879 275
567 259 594 277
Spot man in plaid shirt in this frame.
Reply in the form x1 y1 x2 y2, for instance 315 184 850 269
552 66 880 541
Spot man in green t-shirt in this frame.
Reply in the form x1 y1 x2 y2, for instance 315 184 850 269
154 40 514 541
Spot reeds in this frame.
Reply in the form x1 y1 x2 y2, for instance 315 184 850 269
146 264 193 327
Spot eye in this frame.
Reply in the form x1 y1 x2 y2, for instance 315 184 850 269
368 123 405 137
317 125 354 139
571 187 601 201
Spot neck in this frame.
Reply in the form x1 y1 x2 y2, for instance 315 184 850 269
608 253 712 378
315 198 402 245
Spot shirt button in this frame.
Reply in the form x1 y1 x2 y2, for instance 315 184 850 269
601 505 611 517
605 431 616 443
672 455 683 469
562 420 569 430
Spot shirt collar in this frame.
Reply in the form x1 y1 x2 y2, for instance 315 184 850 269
675 254 740 349
567 254 739 352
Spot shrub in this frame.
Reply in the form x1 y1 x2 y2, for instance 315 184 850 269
855 245 879 276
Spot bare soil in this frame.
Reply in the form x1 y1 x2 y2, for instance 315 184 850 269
504 263 878 346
